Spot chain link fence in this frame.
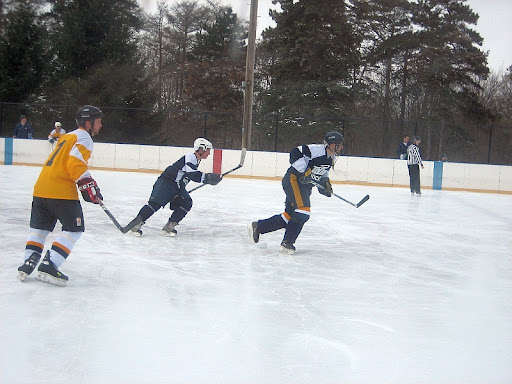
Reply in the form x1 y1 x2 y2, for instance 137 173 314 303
1 102 511 165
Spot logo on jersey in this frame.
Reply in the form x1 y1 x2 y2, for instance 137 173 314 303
76 217 82 227
311 165 330 181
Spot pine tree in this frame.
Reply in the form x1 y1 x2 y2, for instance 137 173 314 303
260 0 358 118
186 6 246 111
410 0 488 119
47 0 142 79
0 0 46 102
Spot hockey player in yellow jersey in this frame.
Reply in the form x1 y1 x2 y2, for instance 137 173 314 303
17 105 104 286
48 121 66 144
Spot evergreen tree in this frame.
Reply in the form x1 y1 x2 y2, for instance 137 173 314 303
165 0 212 105
186 6 246 110
0 0 46 102
47 0 142 79
349 0 414 155
39 0 160 143
350 0 413 115
410 0 488 119
260 0 358 119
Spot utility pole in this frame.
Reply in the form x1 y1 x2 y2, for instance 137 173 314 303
241 0 258 150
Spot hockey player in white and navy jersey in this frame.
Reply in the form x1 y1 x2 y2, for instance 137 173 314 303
249 131 344 254
127 138 222 237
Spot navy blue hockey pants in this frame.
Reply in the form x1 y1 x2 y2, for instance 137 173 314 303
257 170 312 244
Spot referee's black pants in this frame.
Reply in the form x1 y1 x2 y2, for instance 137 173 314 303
408 164 421 193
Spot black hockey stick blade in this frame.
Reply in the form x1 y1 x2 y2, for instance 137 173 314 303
356 194 370 208
314 181 369 208
331 192 370 208
188 148 247 193
120 215 144 234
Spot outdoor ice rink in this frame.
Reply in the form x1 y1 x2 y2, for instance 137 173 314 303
1 164 511 384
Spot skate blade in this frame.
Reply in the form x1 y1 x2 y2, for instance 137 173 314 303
247 224 258 244
129 230 143 237
279 247 296 255
36 272 67 286
17 271 29 281
161 230 177 237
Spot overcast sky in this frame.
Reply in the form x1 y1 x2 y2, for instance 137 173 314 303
138 0 511 73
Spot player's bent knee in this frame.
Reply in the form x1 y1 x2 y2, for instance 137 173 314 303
291 210 310 224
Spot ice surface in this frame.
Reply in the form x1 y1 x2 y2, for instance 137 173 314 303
1 165 511 384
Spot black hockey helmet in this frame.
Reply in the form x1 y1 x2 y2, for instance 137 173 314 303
76 105 103 128
324 131 344 145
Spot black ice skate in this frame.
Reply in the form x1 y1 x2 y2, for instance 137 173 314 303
36 252 68 286
123 215 144 237
248 221 260 244
161 220 178 237
17 252 41 281
279 240 296 255
129 218 144 237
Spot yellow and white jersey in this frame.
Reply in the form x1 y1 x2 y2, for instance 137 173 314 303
33 128 93 200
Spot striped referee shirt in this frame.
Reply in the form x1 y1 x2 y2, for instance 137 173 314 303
407 144 423 166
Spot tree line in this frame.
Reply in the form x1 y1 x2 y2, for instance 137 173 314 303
0 0 511 164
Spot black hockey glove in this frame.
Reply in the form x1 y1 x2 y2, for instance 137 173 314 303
298 169 312 184
204 173 222 185
77 177 103 204
48 138 55 144
317 178 332 197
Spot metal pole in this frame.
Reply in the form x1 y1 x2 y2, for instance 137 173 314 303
274 112 279 152
241 0 258 150
0 102 3 137
487 125 493 164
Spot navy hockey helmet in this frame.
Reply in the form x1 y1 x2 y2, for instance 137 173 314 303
76 105 103 128
324 131 344 158
324 131 344 146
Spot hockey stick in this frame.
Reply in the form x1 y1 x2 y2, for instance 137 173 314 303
98 199 137 234
188 148 247 193
313 181 370 208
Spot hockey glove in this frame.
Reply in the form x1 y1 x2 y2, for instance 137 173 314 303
204 173 222 185
48 138 55 144
298 168 312 184
77 177 103 204
318 178 332 197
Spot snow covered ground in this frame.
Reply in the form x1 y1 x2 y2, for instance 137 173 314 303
1 164 511 384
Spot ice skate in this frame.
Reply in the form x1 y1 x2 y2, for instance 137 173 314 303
279 240 296 255
130 228 143 237
124 215 144 236
248 221 260 244
36 252 68 286
129 218 144 237
17 252 41 281
161 220 178 237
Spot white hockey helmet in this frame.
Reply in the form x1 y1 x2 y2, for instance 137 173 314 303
55 121 62 127
194 138 213 152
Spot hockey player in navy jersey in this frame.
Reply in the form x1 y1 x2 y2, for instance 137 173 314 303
249 131 344 254
127 138 222 237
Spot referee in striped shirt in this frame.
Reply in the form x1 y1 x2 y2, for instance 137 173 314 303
407 136 424 195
